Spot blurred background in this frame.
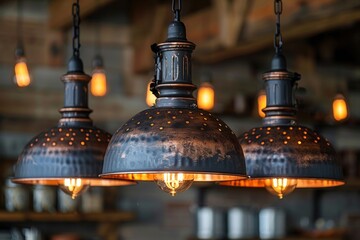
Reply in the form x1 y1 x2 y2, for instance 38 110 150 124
0 0 360 239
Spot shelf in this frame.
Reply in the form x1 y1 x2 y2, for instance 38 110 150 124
0 211 135 223
189 237 341 240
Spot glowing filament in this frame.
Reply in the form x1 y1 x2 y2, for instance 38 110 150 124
146 81 157 107
155 173 193 196
197 82 215 111
59 178 89 199
332 94 348 121
14 59 31 87
257 91 266 118
265 178 297 199
91 69 107 97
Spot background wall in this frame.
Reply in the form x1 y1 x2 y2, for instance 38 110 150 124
0 0 360 240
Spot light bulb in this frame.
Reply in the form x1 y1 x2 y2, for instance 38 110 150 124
59 178 89 199
14 58 31 87
197 82 215 111
257 90 266 118
155 173 193 196
332 94 348 121
91 68 107 97
265 178 297 199
146 81 157 107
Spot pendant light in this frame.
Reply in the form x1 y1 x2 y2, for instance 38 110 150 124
220 0 344 199
101 0 246 196
91 23 107 97
14 0 30 88
332 93 348 121
12 0 135 199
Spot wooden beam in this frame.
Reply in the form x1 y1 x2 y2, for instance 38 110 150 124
132 4 169 73
194 8 360 64
214 0 250 48
48 0 116 29
0 88 145 123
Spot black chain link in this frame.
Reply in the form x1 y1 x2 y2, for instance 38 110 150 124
172 0 182 21
274 0 283 53
72 0 80 57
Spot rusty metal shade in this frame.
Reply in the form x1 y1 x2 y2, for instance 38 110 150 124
101 8 246 183
101 107 246 181
13 125 134 187
12 59 135 188
12 1 135 194
220 51 344 190
220 125 344 188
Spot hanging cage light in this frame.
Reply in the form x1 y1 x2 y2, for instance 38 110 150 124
220 0 344 199
12 0 135 199
101 0 247 196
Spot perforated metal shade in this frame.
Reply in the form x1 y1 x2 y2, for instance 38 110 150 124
220 126 344 188
12 61 135 187
101 107 246 181
220 55 344 188
101 9 246 182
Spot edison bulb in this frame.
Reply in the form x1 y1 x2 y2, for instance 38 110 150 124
197 82 215 111
91 68 107 97
146 81 157 106
257 90 266 118
265 178 297 199
332 94 348 121
59 178 89 199
155 173 193 196
14 58 31 87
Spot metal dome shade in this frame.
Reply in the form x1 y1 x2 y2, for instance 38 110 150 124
12 63 135 188
101 6 247 183
101 107 246 181
13 126 133 187
220 53 344 189
220 125 344 188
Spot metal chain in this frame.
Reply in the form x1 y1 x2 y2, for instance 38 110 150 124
172 0 182 21
72 0 80 57
17 0 23 49
274 0 283 53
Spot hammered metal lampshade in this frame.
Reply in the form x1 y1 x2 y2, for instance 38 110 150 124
101 3 246 196
220 0 344 198
220 56 344 198
12 59 135 198
12 0 134 199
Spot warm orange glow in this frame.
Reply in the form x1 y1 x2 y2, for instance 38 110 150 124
14 59 31 87
197 82 215 110
219 178 344 188
332 94 348 121
265 178 297 199
146 81 157 107
59 178 89 199
91 69 107 97
257 90 266 118
155 173 193 196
